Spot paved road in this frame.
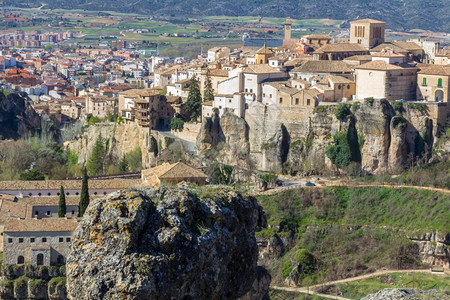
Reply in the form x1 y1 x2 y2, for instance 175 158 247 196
272 269 435 300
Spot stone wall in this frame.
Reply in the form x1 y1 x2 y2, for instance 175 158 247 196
3 231 73 266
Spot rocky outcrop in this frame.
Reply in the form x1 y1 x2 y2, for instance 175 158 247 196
361 288 449 300
197 109 251 166
408 232 450 268
67 187 268 299
261 124 290 173
0 93 41 140
67 122 153 169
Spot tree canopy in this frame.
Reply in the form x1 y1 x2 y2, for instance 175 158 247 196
185 75 202 121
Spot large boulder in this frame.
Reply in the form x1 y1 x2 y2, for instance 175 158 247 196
67 187 268 299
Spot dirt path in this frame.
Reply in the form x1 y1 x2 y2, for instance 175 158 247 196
272 269 434 300
254 180 450 196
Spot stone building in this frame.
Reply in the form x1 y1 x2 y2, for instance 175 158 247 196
301 34 332 49
141 162 208 186
290 60 354 81
435 50 450 65
3 218 79 266
350 19 385 48
85 95 118 119
255 44 275 64
355 60 417 100
417 65 450 103
313 43 370 61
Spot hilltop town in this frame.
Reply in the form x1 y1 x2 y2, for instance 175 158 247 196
0 14 449 300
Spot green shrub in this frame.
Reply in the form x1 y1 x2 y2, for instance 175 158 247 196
364 97 374 106
88 116 101 126
295 249 315 273
351 101 360 112
281 260 293 279
313 106 327 113
408 103 427 112
19 169 45 180
29 278 46 290
393 101 404 112
334 104 351 120
49 276 66 289
170 116 184 132
14 275 29 288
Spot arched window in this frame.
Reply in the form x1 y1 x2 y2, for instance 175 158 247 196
37 254 44 266
17 256 24 264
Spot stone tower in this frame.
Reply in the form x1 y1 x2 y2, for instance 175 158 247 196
284 17 293 40
350 19 385 49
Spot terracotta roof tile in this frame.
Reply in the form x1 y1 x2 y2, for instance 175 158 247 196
4 218 80 232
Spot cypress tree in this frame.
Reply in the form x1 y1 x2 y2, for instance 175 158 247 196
203 69 214 103
58 185 66 218
86 134 105 176
79 168 90 217
185 75 202 121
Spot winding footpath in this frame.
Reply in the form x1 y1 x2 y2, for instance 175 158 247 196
272 269 438 300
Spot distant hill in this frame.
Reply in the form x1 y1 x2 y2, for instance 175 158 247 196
2 0 449 32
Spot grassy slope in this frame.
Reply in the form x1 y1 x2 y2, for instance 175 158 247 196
256 187 450 285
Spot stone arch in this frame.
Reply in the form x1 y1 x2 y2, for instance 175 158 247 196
435 90 444 102
37 253 44 266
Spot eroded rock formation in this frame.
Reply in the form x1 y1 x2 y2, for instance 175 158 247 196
67 187 269 299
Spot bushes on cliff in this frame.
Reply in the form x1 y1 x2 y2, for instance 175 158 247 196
334 104 351 120
326 129 361 169
125 147 142 171
86 134 106 176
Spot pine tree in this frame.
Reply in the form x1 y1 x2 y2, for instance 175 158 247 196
58 185 66 218
119 155 129 173
203 68 214 103
79 168 90 217
185 75 202 121
86 134 105 176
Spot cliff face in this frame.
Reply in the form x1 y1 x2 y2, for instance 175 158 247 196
197 109 251 166
0 93 41 139
66 187 269 300
198 100 442 175
67 122 154 168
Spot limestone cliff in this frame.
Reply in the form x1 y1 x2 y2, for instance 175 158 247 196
67 187 269 299
198 100 444 175
197 109 251 166
0 93 41 140
67 122 154 169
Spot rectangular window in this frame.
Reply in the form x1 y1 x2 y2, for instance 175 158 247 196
263 93 265 97
59 237 64 243
42 237 47 243
8 238 12 243
269 94 272 98
295 98 299 105
30 238 35 243
307 99 311 106
423 78 427 86
438 78 443 87
279 97 283 104
46 211 51 216
66 237 71 242
19 238 23 243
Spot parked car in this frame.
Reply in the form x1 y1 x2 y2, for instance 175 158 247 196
305 182 316 186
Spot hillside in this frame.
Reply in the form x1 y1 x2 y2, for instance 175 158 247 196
2 0 449 32
256 187 450 286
